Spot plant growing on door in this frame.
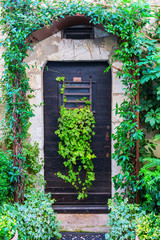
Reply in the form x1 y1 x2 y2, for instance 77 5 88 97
55 80 96 199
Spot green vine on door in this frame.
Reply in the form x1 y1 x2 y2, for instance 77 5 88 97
55 77 96 199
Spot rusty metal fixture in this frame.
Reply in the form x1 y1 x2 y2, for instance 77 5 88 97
105 132 109 142
106 153 110 158
134 56 140 204
105 125 110 156
12 68 26 203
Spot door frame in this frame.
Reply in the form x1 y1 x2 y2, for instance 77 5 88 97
25 32 124 202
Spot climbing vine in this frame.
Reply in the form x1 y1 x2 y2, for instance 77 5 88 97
0 0 159 203
55 77 96 199
55 104 96 200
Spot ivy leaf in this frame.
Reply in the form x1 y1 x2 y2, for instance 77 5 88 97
154 134 160 142
140 75 151 84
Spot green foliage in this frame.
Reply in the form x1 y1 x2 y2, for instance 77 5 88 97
136 213 160 240
139 52 160 132
145 108 160 129
56 76 65 82
55 104 96 200
60 84 66 94
106 0 159 200
140 157 160 213
1 191 61 240
0 0 159 204
154 134 160 142
0 214 16 240
105 199 142 240
139 127 160 214
0 150 14 204
22 141 45 189
106 199 160 240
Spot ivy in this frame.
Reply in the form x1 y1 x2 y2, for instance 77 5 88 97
22 141 44 189
105 199 142 240
55 78 96 199
55 106 96 200
0 0 159 203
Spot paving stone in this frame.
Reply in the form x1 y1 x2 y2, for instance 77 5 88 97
51 232 105 240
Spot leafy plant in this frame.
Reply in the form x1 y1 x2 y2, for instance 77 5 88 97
145 108 160 130
56 76 65 82
105 199 142 240
0 215 16 240
139 52 160 132
1 191 61 240
0 150 14 204
138 134 160 213
22 141 45 189
107 1 160 200
55 104 96 200
60 84 66 94
140 157 160 213
136 213 160 240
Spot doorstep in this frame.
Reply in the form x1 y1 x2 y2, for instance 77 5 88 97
56 214 110 233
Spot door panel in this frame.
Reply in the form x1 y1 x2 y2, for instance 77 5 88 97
44 61 111 213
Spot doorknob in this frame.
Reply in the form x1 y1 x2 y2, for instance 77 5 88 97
105 132 109 141
106 153 110 158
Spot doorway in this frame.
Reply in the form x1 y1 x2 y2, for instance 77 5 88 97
44 61 111 213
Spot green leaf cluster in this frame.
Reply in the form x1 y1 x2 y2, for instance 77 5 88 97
0 191 61 240
105 199 143 240
0 150 14 204
136 213 160 240
22 141 45 189
55 104 96 199
140 156 160 213
0 214 16 240
106 199 160 240
103 0 160 200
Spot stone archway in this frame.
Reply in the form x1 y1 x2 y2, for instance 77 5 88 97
31 15 105 42
24 16 124 231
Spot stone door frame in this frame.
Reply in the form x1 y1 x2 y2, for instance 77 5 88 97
25 29 124 197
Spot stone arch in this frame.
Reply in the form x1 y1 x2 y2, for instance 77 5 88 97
31 15 105 42
25 15 124 199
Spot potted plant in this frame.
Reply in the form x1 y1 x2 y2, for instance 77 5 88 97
0 215 17 240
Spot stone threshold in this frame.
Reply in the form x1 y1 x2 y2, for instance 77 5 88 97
57 214 109 233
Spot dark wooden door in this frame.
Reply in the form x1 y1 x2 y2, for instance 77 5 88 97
44 61 111 213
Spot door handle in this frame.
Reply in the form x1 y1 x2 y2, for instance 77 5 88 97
106 153 110 158
105 125 110 158
105 132 109 141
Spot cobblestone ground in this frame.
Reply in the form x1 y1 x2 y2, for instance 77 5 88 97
52 232 105 240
